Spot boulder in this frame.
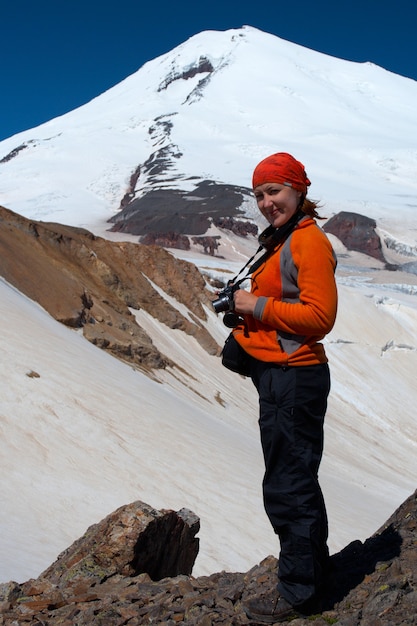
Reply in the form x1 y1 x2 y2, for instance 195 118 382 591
40 501 200 586
323 211 386 262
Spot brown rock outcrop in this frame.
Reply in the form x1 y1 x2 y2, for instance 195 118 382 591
41 502 199 586
191 236 221 255
1 491 417 624
140 232 191 250
0 205 219 372
213 216 258 238
323 211 386 262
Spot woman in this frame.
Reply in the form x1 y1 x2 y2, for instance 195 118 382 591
233 152 338 623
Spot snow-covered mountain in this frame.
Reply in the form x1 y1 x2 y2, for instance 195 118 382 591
1 26 417 585
1 26 417 244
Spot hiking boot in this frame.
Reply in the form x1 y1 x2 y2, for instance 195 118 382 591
243 589 300 623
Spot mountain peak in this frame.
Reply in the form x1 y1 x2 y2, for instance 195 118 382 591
1 26 416 245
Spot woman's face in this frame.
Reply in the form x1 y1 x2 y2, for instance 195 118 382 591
254 183 302 229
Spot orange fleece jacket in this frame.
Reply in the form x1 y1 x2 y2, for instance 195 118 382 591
234 217 337 366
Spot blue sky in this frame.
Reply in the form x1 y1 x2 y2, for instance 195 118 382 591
1 0 416 141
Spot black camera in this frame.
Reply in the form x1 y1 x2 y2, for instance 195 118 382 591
212 284 236 314
212 283 244 328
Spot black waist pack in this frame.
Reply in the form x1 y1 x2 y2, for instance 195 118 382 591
221 333 252 377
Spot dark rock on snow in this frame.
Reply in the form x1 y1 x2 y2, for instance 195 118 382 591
1 490 417 625
140 232 192 250
323 211 386 263
108 180 254 237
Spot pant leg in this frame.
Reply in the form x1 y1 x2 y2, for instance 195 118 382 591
252 362 330 607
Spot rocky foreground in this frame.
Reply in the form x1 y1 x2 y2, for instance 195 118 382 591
1 490 416 625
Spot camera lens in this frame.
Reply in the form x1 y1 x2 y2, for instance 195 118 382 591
223 312 243 328
212 293 231 314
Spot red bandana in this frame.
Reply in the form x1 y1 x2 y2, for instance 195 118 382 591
252 152 311 193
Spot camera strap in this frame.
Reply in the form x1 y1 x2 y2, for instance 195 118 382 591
227 245 264 287
228 210 304 286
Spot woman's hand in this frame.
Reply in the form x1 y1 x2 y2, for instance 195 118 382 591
233 289 258 316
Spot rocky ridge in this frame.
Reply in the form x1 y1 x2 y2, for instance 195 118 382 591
0 203 407 377
1 490 416 625
0 205 219 374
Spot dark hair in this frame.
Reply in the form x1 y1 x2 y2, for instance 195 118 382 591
299 196 325 220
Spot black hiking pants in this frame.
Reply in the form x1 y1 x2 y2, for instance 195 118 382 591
251 360 330 608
